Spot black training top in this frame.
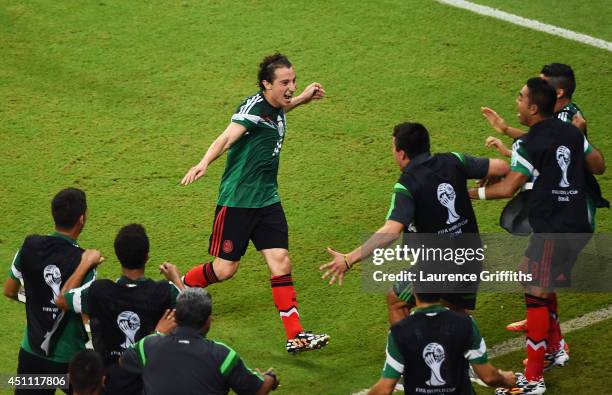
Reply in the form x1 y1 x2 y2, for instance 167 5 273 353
387 152 488 235
519 118 591 233
121 327 264 395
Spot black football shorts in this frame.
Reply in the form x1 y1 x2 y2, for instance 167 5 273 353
208 203 289 261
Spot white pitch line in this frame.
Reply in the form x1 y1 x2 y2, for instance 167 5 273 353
352 304 612 395
434 0 612 52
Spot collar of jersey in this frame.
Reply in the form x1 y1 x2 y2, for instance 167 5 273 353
117 275 148 285
403 152 431 173
173 326 206 338
411 304 448 315
50 231 78 246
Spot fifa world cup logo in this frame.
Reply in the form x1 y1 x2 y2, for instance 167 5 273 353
437 183 460 224
423 342 446 386
43 265 62 305
117 311 141 349
556 146 571 188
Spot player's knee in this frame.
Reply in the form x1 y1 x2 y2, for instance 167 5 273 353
268 253 292 276
214 260 239 281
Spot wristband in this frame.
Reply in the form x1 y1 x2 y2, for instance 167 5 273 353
478 187 486 200
343 255 351 271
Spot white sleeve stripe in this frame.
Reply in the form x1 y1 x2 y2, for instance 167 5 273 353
465 338 487 360
385 349 404 373
11 250 22 280
239 95 263 115
72 288 83 313
231 114 262 124
583 136 590 153
169 281 182 294
515 155 534 173
68 270 97 314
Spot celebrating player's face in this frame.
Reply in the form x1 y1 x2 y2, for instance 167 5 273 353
516 85 532 126
264 67 296 108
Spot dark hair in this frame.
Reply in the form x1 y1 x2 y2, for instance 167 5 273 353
51 188 87 229
175 288 212 329
541 63 575 99
414 291 442 304
114 224 149 269
258 53 292 90
69 350 104 394
526 77 557 117
392 122 430 159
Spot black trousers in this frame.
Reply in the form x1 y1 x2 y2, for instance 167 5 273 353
15 348 72 395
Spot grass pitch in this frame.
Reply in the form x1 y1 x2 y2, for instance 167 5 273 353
1 1 611 394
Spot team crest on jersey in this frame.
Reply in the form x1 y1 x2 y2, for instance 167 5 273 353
117 311 141 349
43 265 62 305
423 342 446 386
556 146 571 188
436 183 460 224
222 240 234 254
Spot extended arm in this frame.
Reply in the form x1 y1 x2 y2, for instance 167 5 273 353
320 220 404 286
471 363 515 388
485 136 512 158
60 250 103 293
284 82 325 112
470 171 528 200
181 122 248 185
481 107 526 139
159 262 186 292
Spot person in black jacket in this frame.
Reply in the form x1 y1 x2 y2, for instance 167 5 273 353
120 288 279 395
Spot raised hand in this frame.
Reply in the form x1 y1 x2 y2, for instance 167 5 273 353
319 247 350 286
481 107 508 135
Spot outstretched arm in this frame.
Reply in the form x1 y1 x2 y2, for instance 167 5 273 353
481 107 526 139
284 82 325 112
485 136 512 158
471 363 515 388
181 122 248 185
320 220 404 286
469 171 527 200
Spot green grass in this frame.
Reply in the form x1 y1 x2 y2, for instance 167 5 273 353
470 0 612 42
0 1 611 394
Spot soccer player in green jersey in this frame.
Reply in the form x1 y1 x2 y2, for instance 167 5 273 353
481 63 587 139
180 53 329 353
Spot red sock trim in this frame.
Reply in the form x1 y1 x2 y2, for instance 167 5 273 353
184 262 218 288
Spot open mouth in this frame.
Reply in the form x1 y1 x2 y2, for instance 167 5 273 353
284 92 293 101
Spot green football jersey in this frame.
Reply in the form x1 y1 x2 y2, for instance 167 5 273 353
217 92 287 208
556 102 584 124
